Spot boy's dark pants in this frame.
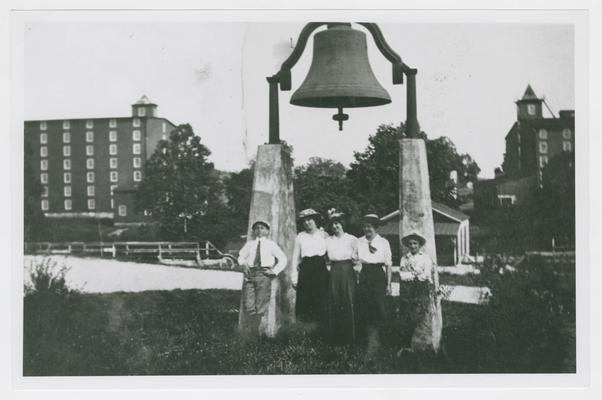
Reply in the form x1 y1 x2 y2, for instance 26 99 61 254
398 280 431 347
242 267 273 335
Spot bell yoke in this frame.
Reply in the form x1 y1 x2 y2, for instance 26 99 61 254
266 22 420 137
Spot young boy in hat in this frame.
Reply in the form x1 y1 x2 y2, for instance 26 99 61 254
398 231 435 353
237 220 288 335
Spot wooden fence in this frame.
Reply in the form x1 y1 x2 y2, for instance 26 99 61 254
25 241 237 268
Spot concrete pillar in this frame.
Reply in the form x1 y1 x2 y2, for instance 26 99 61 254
399 138 443 353
238 144 297 337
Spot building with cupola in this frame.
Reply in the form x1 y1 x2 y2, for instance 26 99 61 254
24 95 177 223
475 85 575 208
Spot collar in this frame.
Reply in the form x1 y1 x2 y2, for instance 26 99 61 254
361 234 381 242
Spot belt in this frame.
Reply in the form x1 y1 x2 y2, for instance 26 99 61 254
362 263 384 267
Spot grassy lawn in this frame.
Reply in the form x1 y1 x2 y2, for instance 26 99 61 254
23 267 575 375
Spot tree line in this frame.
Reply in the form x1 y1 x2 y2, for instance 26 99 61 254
23 122 574 253
133 123 480 246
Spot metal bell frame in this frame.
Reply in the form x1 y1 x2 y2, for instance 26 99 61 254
266 22 419 142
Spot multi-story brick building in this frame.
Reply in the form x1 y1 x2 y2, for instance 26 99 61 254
475 85 575 208
503 85 575 186
24 96 177 223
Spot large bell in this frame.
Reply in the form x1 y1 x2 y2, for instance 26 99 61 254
290 23 391 129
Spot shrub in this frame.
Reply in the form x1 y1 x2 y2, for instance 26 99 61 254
24 258 76 296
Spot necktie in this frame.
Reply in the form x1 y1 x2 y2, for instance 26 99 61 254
253 240 262 267
368 242 377 254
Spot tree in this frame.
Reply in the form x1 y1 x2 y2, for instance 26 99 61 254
135 124 228 244
426 137 481 206
347 124 404 215
347 123 480 214
535 151 575 247
294 157 362 229
223 165 254 235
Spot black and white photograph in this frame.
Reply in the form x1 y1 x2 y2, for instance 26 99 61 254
5 2 600 396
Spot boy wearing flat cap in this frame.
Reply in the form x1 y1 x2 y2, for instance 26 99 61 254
238 220 287 335
398 231 435 353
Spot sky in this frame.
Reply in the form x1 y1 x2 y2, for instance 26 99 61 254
23 21 574 178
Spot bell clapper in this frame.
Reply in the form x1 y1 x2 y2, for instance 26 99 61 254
332 107 349 131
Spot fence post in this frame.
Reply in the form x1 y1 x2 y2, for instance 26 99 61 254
158 243 163 262
112 244 116 258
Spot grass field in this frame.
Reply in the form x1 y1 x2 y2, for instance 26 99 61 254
23 259 575 375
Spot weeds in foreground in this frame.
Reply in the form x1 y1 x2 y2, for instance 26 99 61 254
22 256 575 375
24 258 75 296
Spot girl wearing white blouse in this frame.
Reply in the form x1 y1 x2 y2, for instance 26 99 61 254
291 208 329 331
356 214 392 353
325 212 360 344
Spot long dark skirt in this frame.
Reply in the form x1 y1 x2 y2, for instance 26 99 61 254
295 255 330 328
329 260 357 344
357 263 387 328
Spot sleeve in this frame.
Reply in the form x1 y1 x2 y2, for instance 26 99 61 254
271 241 288 275
399 254 408 270
351 236 360 266
423 254 435 282
383 238 393 267
237 241 251 267
291 235 302 284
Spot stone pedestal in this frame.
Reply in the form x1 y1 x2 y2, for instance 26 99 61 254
399 138 443 352
238 144 297 337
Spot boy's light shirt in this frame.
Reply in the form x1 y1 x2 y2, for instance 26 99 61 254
400 250 434 282
237 237 287 275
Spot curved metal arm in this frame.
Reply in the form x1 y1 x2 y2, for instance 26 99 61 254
276 22 327 90
274 22 410 90
358 22 407 84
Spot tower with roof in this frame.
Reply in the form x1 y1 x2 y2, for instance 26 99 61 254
475 85 574 208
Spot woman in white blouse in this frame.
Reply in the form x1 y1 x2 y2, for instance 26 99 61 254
356 214 392 354
291 208 329 331
325 212 360 344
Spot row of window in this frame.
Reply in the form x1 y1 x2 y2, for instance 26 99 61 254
40 199 127 215
43 143 142 157
41 185 113 198
537 128 572 140
538 140 572 155
39 119 141 131
39 170 142 184
40 130 142 145
40 157 142 170
42 184 121 198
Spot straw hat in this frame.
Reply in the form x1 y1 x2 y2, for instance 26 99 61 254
402 231 426 247
251 220 270 230
362 213 381 227
298 208 321 221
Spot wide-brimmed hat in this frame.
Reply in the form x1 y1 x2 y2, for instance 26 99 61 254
298 208 321 221
362 213 380 227
251 220 270 230
402 231 426 247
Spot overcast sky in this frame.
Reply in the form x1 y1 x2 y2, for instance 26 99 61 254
24 21 574 178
